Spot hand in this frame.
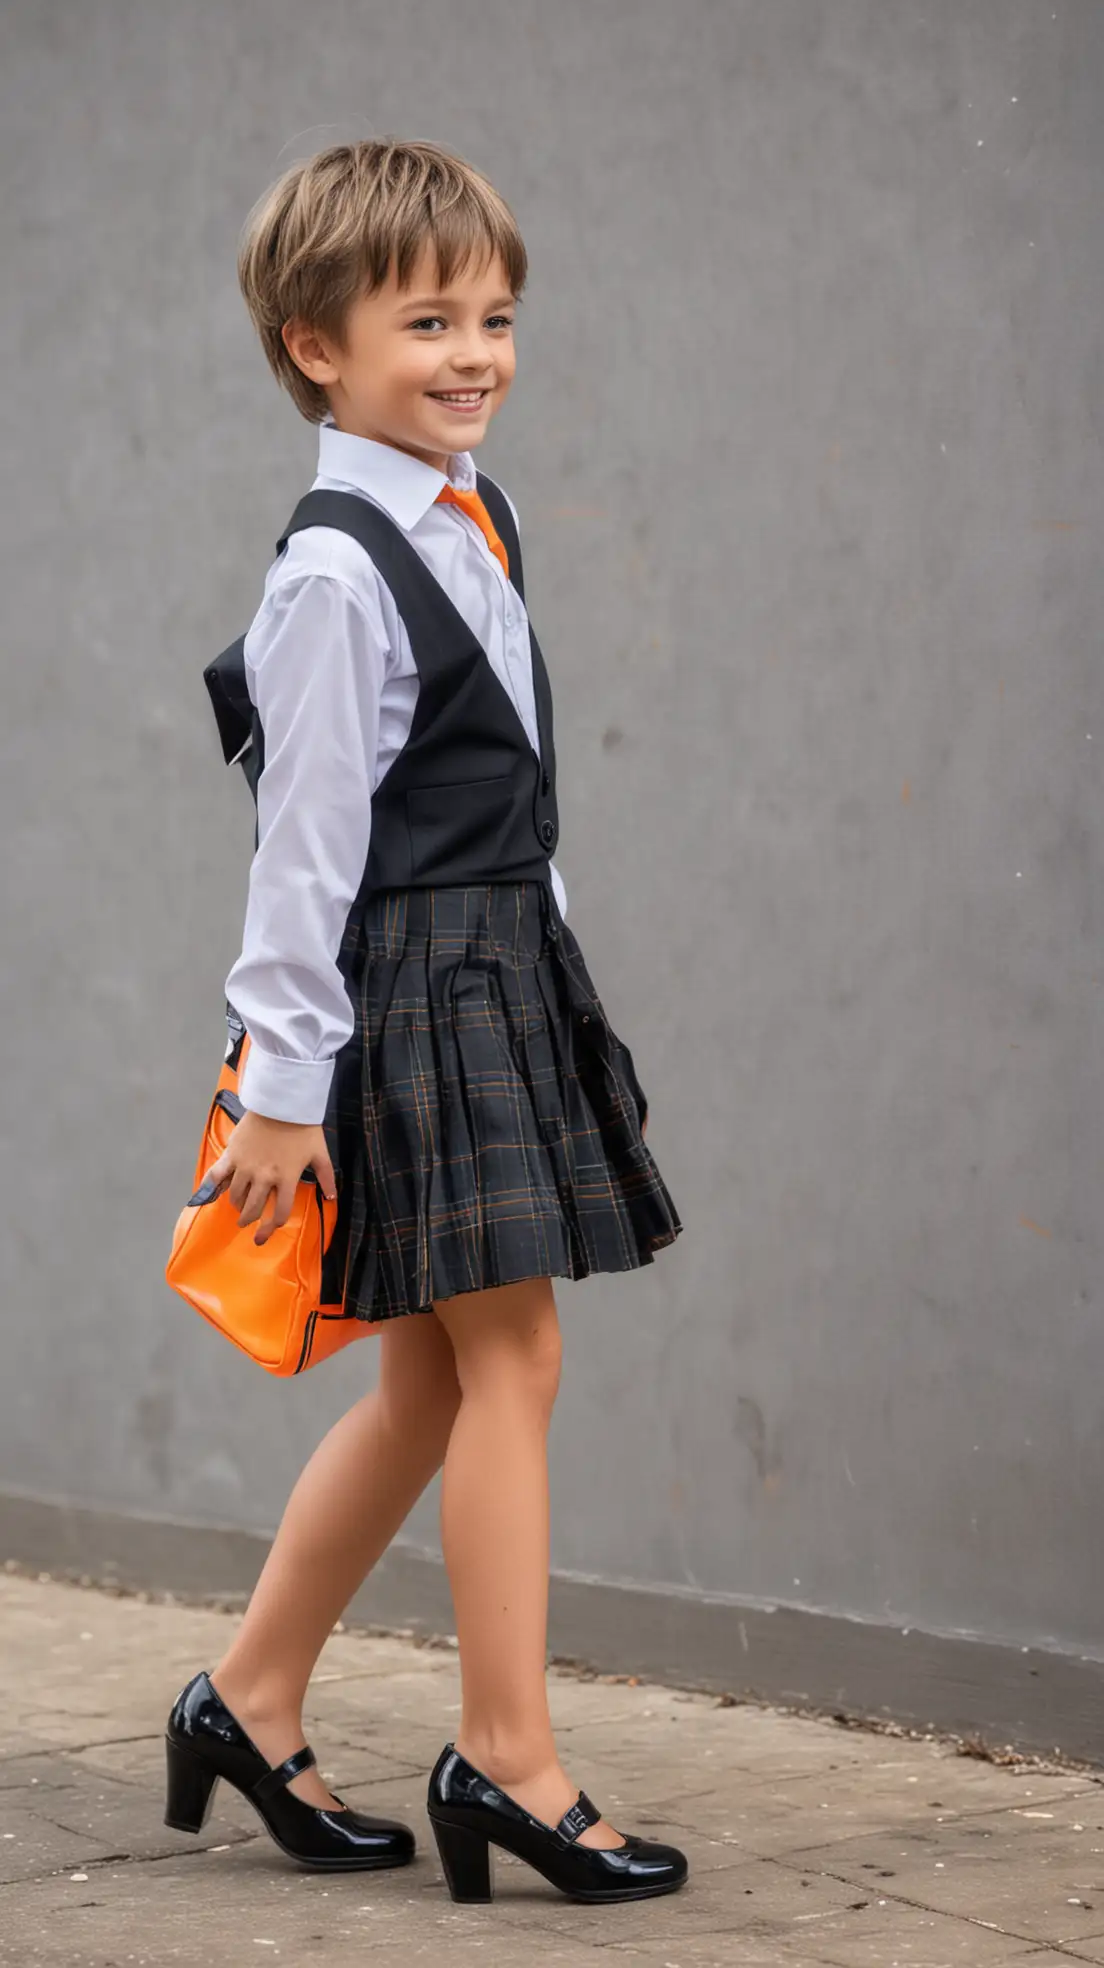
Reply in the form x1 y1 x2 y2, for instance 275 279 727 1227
205 1109 337 1247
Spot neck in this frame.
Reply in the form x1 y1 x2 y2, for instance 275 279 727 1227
323 408 452 476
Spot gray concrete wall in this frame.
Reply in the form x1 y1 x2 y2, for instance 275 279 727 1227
2 0 1102 1699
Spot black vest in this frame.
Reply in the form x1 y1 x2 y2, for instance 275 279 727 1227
204 473 560 909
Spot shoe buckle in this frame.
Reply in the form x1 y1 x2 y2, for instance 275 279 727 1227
555 1789 601 1844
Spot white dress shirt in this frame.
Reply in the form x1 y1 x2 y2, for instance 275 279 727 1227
224 419 568 1127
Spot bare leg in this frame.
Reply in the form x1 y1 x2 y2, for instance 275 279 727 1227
432 1278 626 1851
209 1312 461 1809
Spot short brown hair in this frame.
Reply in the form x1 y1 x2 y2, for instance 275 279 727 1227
237 137 528 423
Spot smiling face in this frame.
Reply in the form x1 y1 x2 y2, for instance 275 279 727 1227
281 239 518 471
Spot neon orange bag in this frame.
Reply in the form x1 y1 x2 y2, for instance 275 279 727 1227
165 1027 377 1375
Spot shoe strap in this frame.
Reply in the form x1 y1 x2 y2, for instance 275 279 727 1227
252 1743 317 1802
554 1789 602 1844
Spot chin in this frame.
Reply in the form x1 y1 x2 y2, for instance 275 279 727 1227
428 422 490 446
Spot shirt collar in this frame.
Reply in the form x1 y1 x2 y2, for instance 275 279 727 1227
316 419 477 530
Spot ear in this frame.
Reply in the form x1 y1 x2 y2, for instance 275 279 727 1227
281 317 340 388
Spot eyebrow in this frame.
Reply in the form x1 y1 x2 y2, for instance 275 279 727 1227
396 294 517 312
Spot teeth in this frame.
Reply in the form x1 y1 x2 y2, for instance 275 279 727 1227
433 392 485 402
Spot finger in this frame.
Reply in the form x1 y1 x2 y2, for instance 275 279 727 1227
193 1170 230 1206
312 1151 338 1202
199 1160 232 1201
253 1176 298 1246
231 1174 270 1227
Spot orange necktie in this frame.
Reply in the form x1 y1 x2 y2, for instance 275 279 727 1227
435 483 510 580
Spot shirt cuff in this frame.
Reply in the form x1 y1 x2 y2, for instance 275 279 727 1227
237 1042 335 1125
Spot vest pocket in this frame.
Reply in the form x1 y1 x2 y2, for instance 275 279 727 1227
406 774 515 885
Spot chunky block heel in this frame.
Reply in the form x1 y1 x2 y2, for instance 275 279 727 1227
429 1813 494 1902
164 1734 219 1832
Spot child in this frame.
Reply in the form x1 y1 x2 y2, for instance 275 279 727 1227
163 137 686 1905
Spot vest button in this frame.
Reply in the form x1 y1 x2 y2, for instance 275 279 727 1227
540 819 556 846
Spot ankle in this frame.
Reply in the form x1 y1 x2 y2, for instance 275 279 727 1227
453 1731 559 1791
208 1664 305 1733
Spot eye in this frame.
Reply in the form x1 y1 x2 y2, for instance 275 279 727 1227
407 314 516 332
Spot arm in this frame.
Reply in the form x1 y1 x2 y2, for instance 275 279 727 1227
224 567 386 1125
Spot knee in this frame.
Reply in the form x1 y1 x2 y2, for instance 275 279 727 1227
484 1325 562 1427
440 1284 563 1422
377 1318 463 1437
507 1314 563 1422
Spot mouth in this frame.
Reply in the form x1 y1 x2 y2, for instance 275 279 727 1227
427 389 491 414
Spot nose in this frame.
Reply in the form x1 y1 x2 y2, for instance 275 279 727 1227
454 323 500 372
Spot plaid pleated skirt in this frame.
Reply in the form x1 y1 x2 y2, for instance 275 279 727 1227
328 879 683 1323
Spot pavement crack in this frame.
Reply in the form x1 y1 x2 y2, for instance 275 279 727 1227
767 1849 1087 1949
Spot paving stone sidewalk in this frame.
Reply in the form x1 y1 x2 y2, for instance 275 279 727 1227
1 1569 1103 1967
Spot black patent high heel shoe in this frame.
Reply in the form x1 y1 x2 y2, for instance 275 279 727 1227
426 1743 689 1903
164 1669 415 1871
